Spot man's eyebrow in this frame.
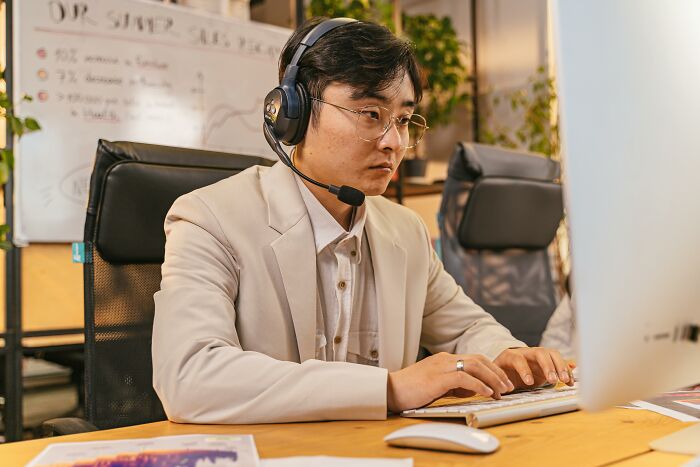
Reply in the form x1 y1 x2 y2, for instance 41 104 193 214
351 90 416 108
351 90 388 102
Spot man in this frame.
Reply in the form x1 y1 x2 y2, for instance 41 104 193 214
152 18 573 424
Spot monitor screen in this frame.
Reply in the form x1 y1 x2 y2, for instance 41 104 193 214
552 0 700 410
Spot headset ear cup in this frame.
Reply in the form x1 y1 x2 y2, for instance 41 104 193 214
288 83 311 146
264 86 296 144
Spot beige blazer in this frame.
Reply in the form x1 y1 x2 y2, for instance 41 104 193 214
152 162 525 424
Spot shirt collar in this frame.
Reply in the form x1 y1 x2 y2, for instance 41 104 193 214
294 174 367 255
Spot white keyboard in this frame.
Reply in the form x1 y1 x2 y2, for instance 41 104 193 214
402 384 579 428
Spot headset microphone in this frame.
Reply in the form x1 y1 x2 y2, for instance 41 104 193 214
263 123 365 207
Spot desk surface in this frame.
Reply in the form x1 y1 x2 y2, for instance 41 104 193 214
0 409 693 466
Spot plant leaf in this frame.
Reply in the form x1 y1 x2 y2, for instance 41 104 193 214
4 147 15 170
24 117 41 131
8 115 24 137
0 159 9 185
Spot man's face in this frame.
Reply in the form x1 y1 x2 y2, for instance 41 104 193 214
297 72 416 197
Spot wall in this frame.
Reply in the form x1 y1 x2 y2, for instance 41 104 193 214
0 243 84 334
251 0 295 28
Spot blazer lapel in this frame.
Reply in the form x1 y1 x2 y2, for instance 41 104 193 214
263 163 317 363
366 200 407 371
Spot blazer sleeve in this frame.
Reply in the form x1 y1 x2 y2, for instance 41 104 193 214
416 218 527 360
152 193 388 424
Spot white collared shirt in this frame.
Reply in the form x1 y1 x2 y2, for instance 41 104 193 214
295 175 380 366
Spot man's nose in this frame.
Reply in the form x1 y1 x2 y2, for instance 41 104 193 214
377 119 402 152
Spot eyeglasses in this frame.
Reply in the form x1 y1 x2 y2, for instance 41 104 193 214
311 97 428 149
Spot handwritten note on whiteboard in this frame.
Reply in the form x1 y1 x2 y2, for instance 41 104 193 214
14 0 290 243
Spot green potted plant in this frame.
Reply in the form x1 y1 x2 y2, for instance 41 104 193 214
480 65 559 158
1 70 42 249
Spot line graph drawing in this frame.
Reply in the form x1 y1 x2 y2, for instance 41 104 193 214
201 99 261 148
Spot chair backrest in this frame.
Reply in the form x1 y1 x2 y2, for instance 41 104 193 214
83 139 272 429
438 142 564 346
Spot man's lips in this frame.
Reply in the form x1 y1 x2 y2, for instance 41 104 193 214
369 162 393 170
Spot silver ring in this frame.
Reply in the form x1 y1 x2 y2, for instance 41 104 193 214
456 359 464 372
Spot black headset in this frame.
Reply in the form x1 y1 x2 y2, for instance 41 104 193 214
264 17 358 146
262 18 365 207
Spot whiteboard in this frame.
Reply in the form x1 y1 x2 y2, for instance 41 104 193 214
13 0 290 243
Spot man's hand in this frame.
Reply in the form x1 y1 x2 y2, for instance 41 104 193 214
386 352 515 413
494 347 576 389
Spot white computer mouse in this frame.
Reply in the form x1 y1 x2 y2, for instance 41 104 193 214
383 422 500 454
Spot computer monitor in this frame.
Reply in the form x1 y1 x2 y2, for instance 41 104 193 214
552 0 700 411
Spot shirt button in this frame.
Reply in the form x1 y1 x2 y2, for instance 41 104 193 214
338 281 346 290
370 350 379 359
350 250 357 257
334 336 342 344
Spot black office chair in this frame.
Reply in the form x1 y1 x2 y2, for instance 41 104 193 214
438 142 564 347
43 140 272 435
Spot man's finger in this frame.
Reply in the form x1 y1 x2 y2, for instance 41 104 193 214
463 360 512 398
548 350 571 385
480 356 515 392
506 351 535 386
463 355 513 393
451 370 496 398
532 349 558 384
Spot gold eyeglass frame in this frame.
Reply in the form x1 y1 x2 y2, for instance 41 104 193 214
310 97 429 149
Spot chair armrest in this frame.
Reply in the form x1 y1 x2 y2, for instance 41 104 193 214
41 417 99 437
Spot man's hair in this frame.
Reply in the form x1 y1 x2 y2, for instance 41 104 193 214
278 17 423 127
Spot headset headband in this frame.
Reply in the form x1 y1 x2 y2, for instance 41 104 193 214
282 17 358 85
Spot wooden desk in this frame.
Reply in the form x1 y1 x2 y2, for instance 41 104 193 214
0 410 694 466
